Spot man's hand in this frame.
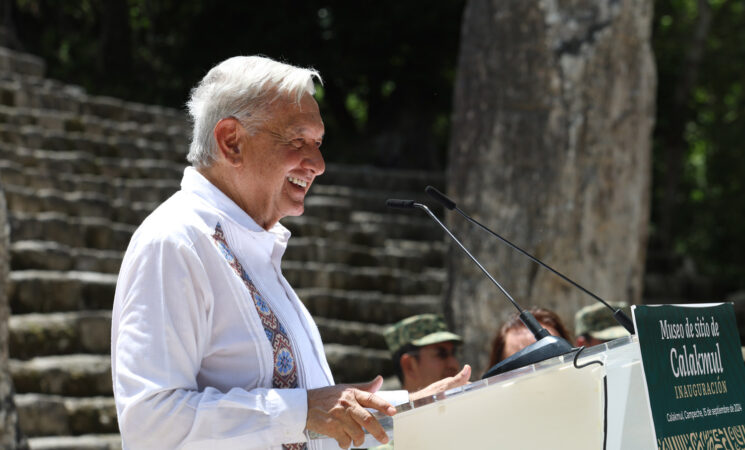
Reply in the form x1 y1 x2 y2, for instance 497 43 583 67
409 364 471 402
306 375 396 449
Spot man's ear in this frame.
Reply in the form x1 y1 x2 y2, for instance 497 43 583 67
400 353 417 378
213 118 243 167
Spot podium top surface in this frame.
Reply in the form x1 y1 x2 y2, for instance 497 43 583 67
393 334 638 415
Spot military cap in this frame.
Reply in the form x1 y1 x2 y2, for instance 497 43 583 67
383 314 462 355
574 302 631 341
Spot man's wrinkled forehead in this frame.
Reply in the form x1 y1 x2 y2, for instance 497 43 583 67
266 95 324 136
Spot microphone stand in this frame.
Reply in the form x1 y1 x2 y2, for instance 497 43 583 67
424 185 635 336
386 199 574 378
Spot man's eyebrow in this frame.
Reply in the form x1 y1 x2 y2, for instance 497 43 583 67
291 127 324 141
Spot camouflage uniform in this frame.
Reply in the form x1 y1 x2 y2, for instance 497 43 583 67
369 315 461 450
574 302 631 341
383 314 462 355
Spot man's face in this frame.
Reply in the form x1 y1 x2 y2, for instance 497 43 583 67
404 341 460 392
236 94 325 228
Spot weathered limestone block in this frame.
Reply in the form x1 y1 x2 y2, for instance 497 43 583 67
447 0 656 373
0 183 28 447
0 47 45 77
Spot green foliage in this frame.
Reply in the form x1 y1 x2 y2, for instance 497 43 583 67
7 0 464 169
7 0 745 293
652 0 745 292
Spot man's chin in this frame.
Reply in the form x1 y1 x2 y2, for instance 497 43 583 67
282 204 305 218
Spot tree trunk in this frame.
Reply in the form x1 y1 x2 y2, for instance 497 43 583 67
446 0 656 374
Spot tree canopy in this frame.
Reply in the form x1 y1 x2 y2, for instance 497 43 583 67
6 0 464 169
4 0 745 296
652 0 745 295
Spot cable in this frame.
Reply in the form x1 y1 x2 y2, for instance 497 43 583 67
572 346 608 450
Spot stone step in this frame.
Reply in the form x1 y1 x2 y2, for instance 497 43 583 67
302 192 445 224
10 213 135 251
0 75 85 115
314 317 387 350
9 263 440 315
0 72 185 128
0 143 186 181
323 343 392 384
10 235 442 277
283 262 445 296
0 125 185 164
0 105 188 148
285 237 445 271
11 241 123 273
0 47 45 77
10 354 112 397
28 434 121 450
9 270 117 314
349 211 444 241
9 311 112 360
15 394 117 437
6 207 436 258
5 185 156 225
283 215 441 246
0 160 180 203
310 183 444 216
0 162 432 224
6 184 439 237
8 310 392 362
319 163 444 193
10 346 386 407
298 288 443 324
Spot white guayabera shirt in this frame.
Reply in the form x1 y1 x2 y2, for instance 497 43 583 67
111 167 406 450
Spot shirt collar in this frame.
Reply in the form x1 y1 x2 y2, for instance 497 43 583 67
180 167 292 250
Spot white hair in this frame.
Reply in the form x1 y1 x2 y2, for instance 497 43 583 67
186 55 322 168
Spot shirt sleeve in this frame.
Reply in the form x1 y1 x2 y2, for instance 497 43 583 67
112 236 308 449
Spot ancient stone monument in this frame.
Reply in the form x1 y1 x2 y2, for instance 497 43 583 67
447 0 657 373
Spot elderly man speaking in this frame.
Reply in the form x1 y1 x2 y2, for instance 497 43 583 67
111 56 470 450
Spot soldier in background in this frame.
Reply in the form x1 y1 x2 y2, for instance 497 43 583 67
372 315 463 450
575 302 631 348
384 314 463 392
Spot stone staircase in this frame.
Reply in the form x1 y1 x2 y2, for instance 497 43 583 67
0 47 447 448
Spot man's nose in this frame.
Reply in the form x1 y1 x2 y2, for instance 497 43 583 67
302 146 325 176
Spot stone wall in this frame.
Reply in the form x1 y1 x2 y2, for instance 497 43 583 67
0 182 27 450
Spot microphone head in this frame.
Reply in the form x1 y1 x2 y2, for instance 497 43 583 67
425 185 456 210
385 199 416 209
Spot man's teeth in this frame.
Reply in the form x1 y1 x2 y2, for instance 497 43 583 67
288 177 307 188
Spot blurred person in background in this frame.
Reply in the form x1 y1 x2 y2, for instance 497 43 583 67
487 307 573 369
574 302 631 348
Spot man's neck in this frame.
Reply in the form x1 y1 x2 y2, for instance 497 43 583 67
196 165 275 230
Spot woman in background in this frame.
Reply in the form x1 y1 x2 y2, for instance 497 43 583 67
487 308 574 370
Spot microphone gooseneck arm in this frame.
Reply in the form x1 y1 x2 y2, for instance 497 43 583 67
425 185 635 335
385 199 550 341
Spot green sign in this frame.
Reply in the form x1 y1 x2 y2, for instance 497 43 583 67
633 303 745 449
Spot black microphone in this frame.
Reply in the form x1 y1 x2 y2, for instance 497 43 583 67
385 199 416 209
386 198 574 377
424 185 636 335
